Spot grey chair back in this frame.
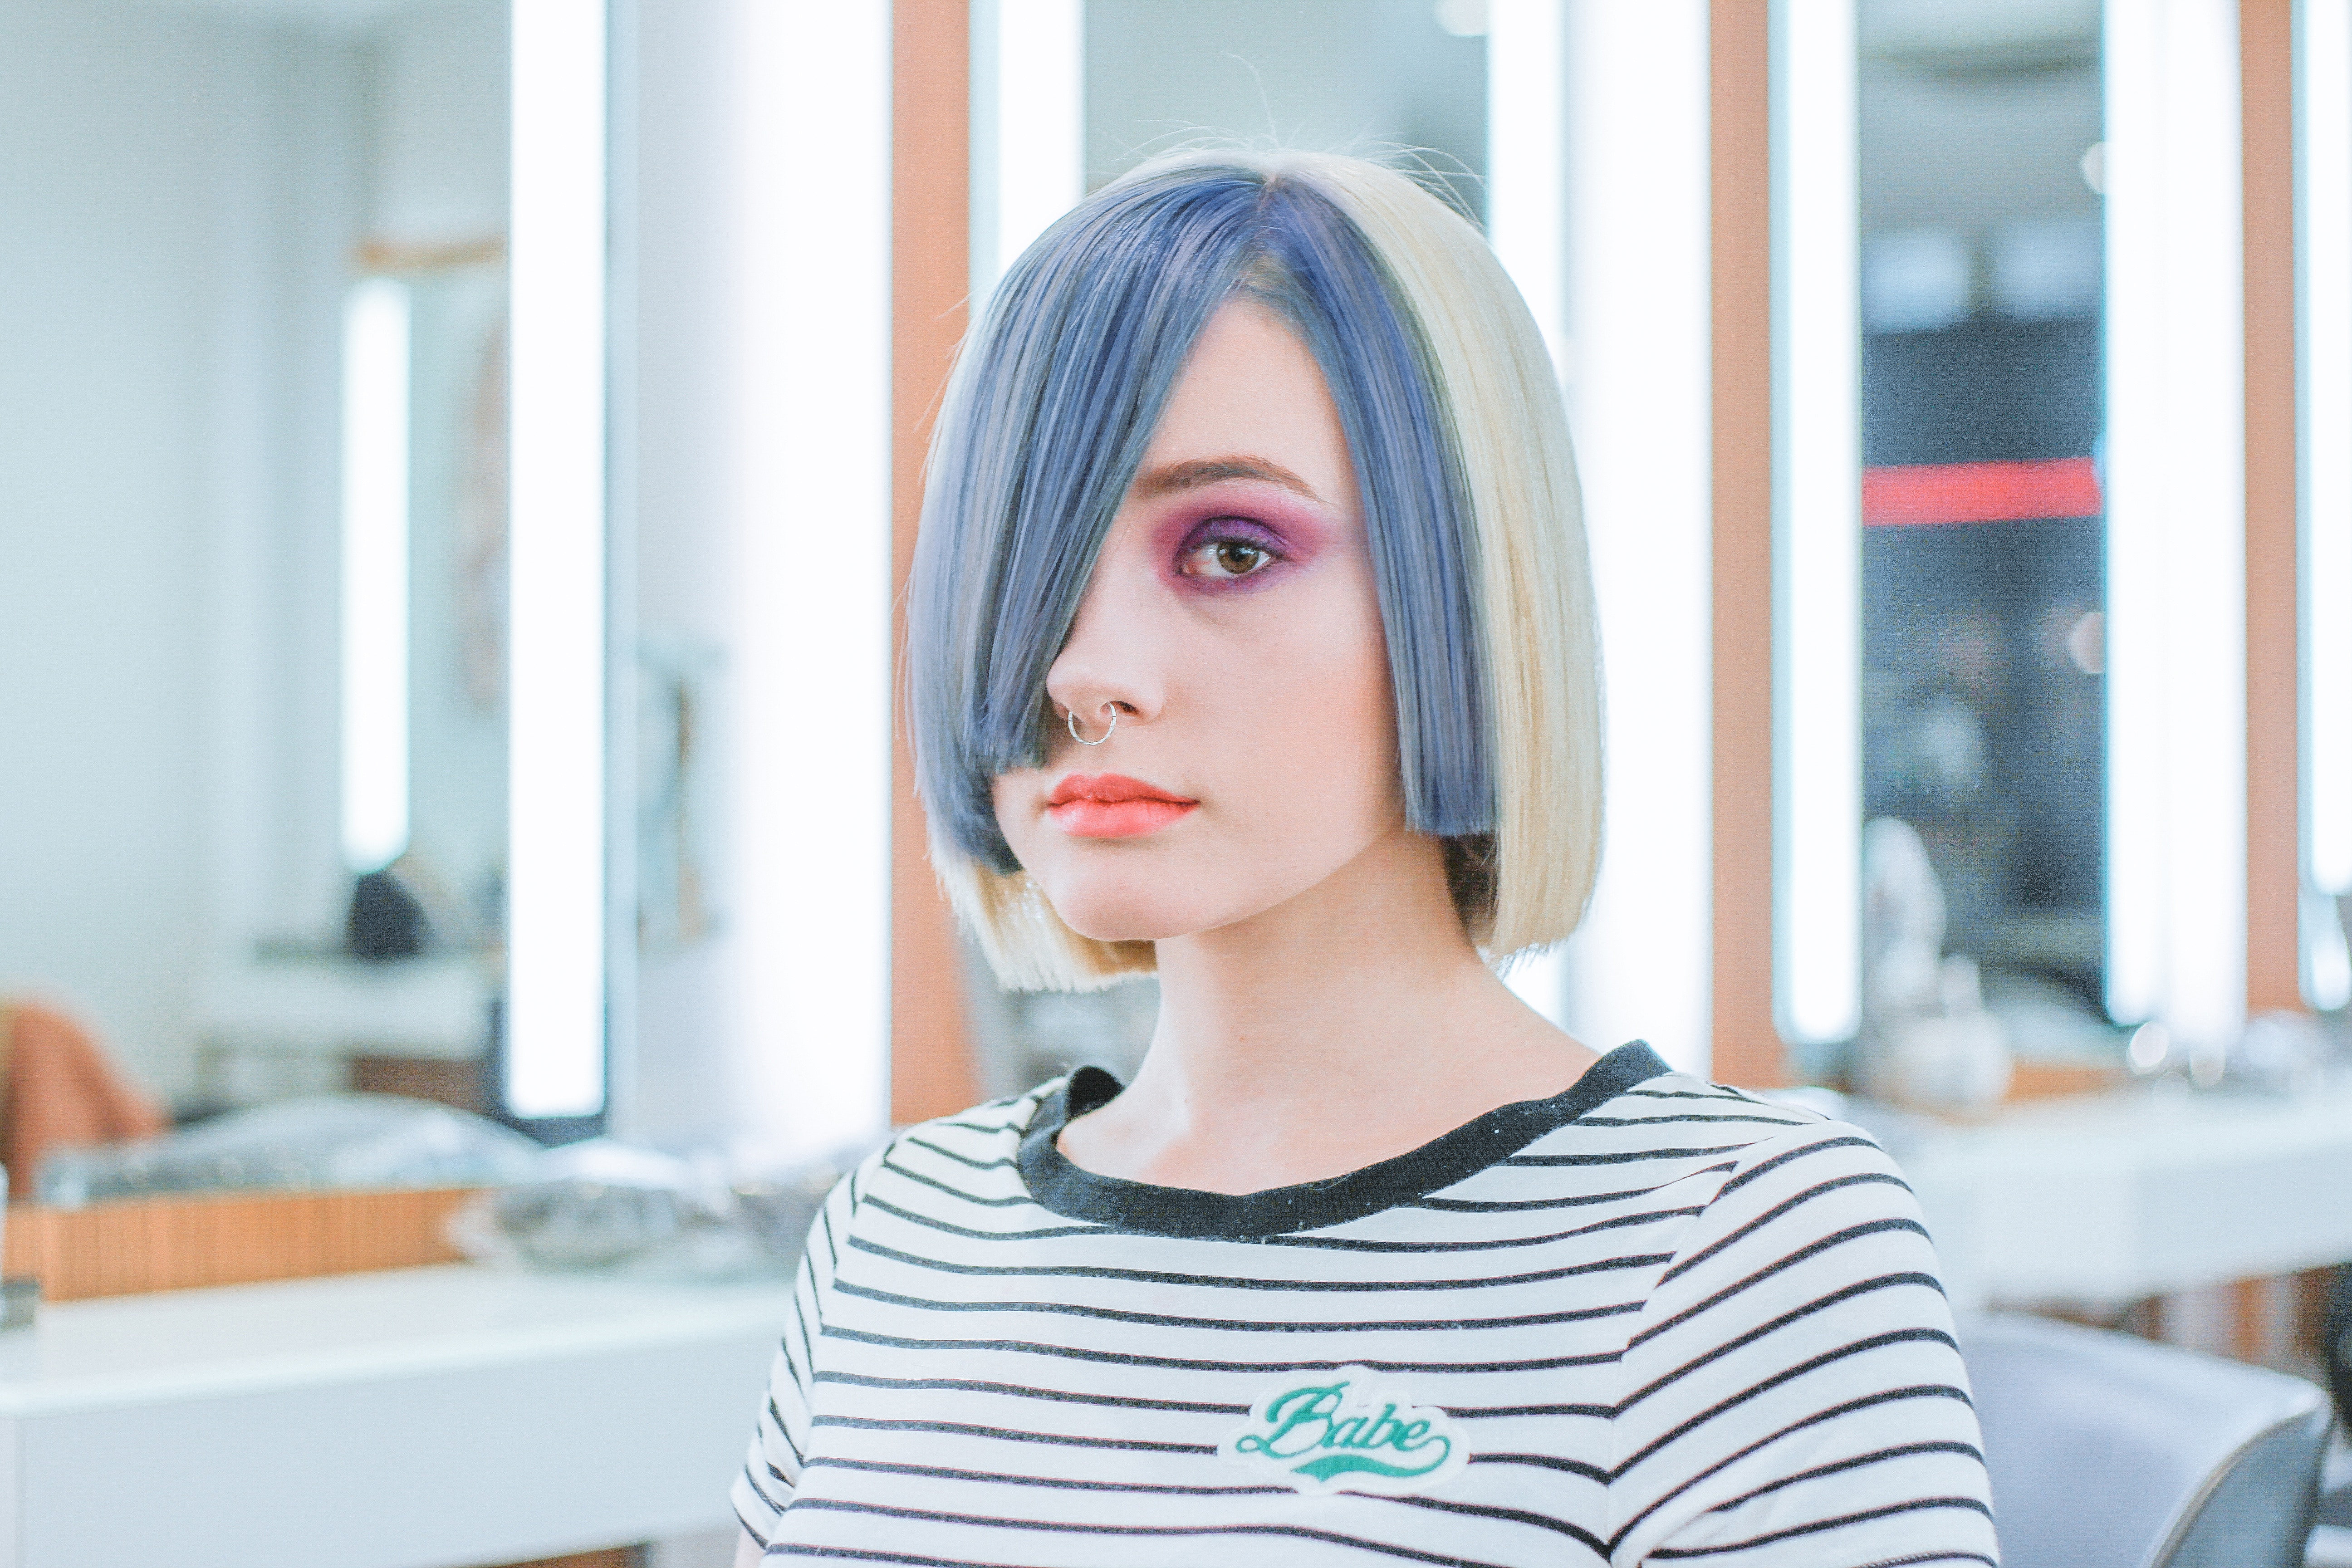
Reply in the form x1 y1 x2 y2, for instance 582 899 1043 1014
1960 1312 2330 1568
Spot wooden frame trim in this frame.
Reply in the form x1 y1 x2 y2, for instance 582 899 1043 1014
889 0 980 1122
2244 0 2302 1012
1710 0 1782 1084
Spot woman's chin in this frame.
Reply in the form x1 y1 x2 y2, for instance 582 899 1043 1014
1039 878 1239 946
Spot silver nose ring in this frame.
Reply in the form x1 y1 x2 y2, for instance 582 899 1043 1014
1068 703 1118 746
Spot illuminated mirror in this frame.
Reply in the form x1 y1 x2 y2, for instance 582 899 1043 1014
1846 0 2113 1096
0 0 631 1204
1842 0 2252 1099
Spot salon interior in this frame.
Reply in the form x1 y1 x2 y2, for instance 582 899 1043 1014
0 0 2348 1562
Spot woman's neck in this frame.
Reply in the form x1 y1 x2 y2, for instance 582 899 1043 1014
1054 828 1598 1194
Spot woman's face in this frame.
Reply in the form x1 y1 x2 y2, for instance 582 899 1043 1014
990 301 1406 943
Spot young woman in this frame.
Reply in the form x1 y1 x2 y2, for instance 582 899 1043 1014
733 150 1996 1567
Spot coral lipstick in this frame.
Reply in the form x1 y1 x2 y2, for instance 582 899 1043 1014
1047 773 1197 838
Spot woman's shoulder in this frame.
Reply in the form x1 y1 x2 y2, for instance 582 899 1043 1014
1551 1059 1872 1161
1511 1061 1926 1248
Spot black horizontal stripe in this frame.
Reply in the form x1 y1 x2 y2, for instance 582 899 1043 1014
1455 1402 1612 1420
1413 1178 1728 1212
766 1545 1028 1566
929 1114 1031 1135
823 1323 1621 1376
847 1231 1673 1292
815 1368 1246 1416
1621 1087 1776 1104
1715 1133 1893 1200
1259 1218 1694 1254
862 1192 1101 1241
778 1496 1517 1568
1617 1273 1946 1413
1660 1173 1916 1284
1468 1451 1609 1482
1644 1495 1993 1557
1612 1328 1961 1479
1631 1218 1940 1350
1606 1384 1978 1549
805 1453 1282 1495
833 1277 1645 1333
812 1413 1215 1455
879 1156 1032 1207
1396 1493 1606 1552
1703 1440 1985 1514
1505 1142 1754 1167
901 1135 1018 1171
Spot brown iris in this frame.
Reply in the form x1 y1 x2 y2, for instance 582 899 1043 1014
1214 541 1268 576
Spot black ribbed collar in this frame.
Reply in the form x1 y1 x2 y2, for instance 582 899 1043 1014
1015 1040 1671 1240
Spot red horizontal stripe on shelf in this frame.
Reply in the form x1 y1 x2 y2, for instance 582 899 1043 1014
1862 456 2102 526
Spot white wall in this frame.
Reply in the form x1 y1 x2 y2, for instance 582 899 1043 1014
372 0 509 245
617 0 760 1146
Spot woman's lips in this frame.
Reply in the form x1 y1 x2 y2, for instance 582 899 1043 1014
1046 772 1198 839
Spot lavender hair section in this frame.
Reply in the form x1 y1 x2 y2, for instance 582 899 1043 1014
906 160 1491 873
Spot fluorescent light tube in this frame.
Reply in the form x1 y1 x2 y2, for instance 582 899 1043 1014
1773 0 1863 1048
507 0 609 1120
971 0 1084 302
728 0 894 1156
2103 0 2246 1046
341 277 412 876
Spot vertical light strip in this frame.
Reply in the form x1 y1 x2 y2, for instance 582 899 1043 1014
2302 0 2352 903
970 0 1083 302
1773 0 1862 1047
340 277 412 874
1487 0 1573 1030
2300 0 2352 1007
1553 0 1715 1073
732 0 893 1156
2104 0 2246 1043
508 0 609 1120
1487 0 1567 369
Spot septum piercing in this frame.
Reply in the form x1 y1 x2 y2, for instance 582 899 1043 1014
1068 703 1118 746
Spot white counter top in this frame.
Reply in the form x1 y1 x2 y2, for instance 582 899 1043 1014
0 1264 792 1417
1900 1077 2352 1308
0 1264 792 1568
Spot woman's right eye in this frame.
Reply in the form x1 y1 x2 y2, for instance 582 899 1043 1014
1178 537 1276 580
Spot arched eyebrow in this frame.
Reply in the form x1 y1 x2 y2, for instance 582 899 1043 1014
1133 454 1323 503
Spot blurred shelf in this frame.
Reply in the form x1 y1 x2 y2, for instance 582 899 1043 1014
195 952 495 1061
1903 1076 2352 1310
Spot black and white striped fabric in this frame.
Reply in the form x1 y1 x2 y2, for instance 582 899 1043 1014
733 1042 1997 1566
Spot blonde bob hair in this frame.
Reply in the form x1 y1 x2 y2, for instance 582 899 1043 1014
906 148 1602 991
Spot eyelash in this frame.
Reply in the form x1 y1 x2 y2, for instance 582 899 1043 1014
1174 519 1288 585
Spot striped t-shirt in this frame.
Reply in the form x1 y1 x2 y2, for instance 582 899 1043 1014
733 1041 1998 1566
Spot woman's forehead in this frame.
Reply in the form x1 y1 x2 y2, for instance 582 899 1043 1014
1138 303 1352 505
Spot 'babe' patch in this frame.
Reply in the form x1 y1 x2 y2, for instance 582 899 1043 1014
1218 1367 1472 1496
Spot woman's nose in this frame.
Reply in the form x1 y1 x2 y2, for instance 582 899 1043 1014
1044 557 1164 740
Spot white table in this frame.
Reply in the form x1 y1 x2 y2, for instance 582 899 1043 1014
0 1264 791 1568
1899 1076 2352 1310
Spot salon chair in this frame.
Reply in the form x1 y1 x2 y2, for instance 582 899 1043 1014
1960 1312 2330 1568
